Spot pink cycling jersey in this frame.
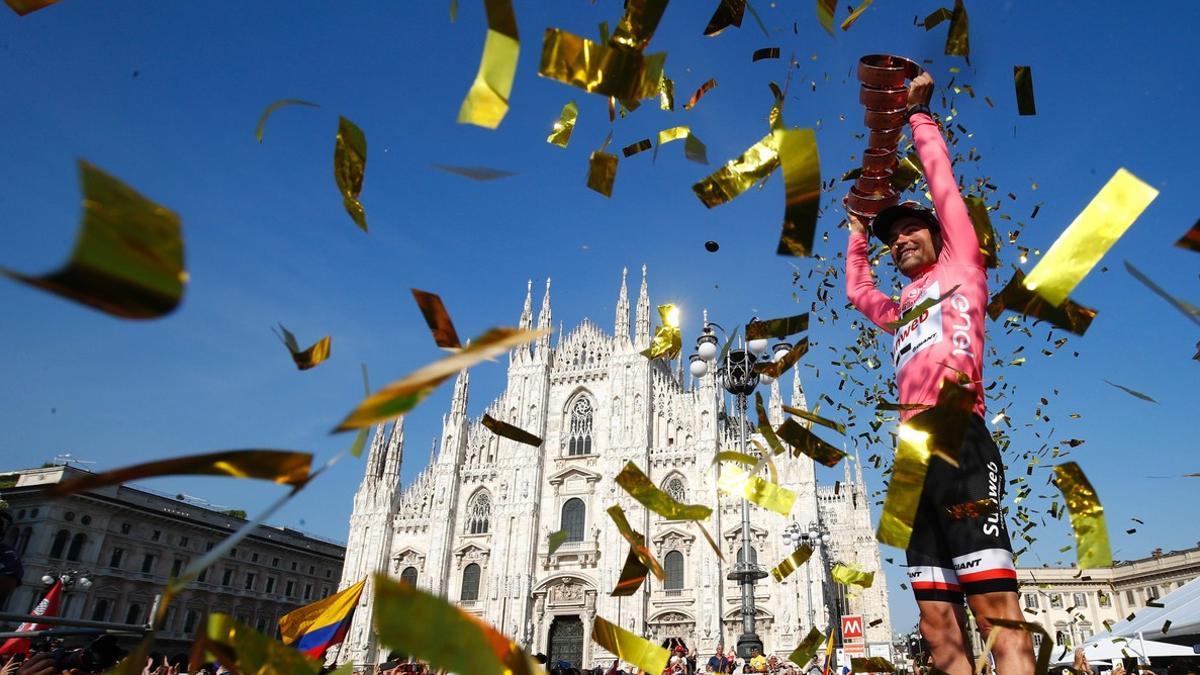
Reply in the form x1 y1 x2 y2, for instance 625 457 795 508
845 112 987 422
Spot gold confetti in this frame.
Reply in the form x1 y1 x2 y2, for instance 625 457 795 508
747 312 809 340
640 303 682 359
923 6 952 30
1053 462 1112 568
607 505 666 580
611 548 650 596
694 520 726 561
587 132 619 197
944 0 969 56
754 337 809 379
776 417 847 467
432 164 517 180
547 101 578 147
349 365 372 458
713 450 759 466
206 613 322 675
655 125 709 164
831 563 875 588
335 327 546 430
411 288 463 349
482 413 543 447
659 71 676 110
944 497 998 519
876 424 932 549
1014 65 1037 116
374 575 536 675
44 450 312 497
891 152 925 193
333 116 368 232
684 78 719 110
1024 168 1158 306
788 627 825 668
2 160 185 319
852 657 895 673
4 0 58 15
457 0 519 129
1103 379 1158 403
753 47 780 61
840 0 874 31
782 405 846 435
622 138 653 157
255 99 319 143
717 464 796 516
770 544 813 582
547 529 569 555
775 128 822 257
703 0 745 36
274 324 332 370
816 0 837 35
986 618 1051 675
885 284 962 330
616 461 713 520
964 197 1000 268
693 130 780 207
1175 220 1200 253
987 269 1097 336
1124 261 1200 326
592 617 669 675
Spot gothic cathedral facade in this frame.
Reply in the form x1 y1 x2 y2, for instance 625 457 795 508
337 268 892 668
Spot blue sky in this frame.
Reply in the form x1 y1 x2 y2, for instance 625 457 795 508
1 1 1196 633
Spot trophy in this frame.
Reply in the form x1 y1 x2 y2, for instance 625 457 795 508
846 54 922 222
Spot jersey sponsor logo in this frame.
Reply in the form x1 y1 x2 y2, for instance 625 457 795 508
948 292 975 360
954 558 981 571
983 460 1002 537
893 281 943 371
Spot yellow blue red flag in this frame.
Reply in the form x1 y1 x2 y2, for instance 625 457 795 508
278 578 366 659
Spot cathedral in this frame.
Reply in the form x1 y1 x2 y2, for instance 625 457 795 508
336 267 892 668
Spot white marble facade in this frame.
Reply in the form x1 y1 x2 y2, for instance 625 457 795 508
336 268 892 668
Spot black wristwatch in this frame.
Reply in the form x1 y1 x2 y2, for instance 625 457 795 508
905 104 931 121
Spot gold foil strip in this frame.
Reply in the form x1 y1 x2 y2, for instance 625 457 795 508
944 497 998 520
684 78 719 110
1176 220 1200 253
333 116 368 232
923 7 952 30
753 47 780 61
432 164 517 180
1124 261 1200 326
907 376 975 465
750 440 780 485
607 505 666 580
622 138 653 157
694 520 726 561
348 364 372 458
875 401 931 412
754 336 809 378
831 563 875 588
944 0 969 57
840 0 874 31
207 613 322 675
713 450 759 466
537 29 666 102
782 405 846 435
1014 65 1036 116
411 288 463 349
851 657 896 673
1103 379 1158 403
876 424 932 549
1024 168 1158 306
717 465 796 516
693 131 780 207
775 128 822 257
2 160 185 319
547 100 578 147
892 152 925 193
789 628 826 668
44 449 313 497
482 413 544 447
4 0 58 14
770 543 813 582
1054 462 1113 568
374 575 536 675
776 418 848 467
587 133 620 197
335 327 546 430
255 99 319 143
457 0 519 129
660 72 676 110
747 312 809 340
703 0 745 36
987 269 1098 336
548 529 569 555
640 303 682 359
592 616 669 675
274 323 332 370
656 126 709 164
611 548 650 596
985 618 1051 675
754 393 787 458
816 0 837 35
885 284 962 330
616 461 713 520
964 197 1000 268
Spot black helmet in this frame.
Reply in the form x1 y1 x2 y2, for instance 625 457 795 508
870 200 941 244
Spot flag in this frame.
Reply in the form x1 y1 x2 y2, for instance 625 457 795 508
821 628 836 675
278 578 365 659
0 580 63 655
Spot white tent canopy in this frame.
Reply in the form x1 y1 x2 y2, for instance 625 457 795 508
1102 576 1200 641
1051 636 1195 666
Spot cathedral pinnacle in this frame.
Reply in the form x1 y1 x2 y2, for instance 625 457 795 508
615 267 630 342
634 264 650 348
450 368 470 418
519 279 533 330
535 278 552 357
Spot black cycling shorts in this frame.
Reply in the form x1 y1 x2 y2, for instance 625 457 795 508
906 414 1018 604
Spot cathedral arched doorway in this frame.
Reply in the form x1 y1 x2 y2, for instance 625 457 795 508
547 615 584 668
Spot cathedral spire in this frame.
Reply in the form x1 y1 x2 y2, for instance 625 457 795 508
383 417 404 481
450 368 469 418
634 264 650 348
791 369 808 411
535 278 552 357
364 424 388 482
518 279 533 330
768 377 784 426
614 267 630 342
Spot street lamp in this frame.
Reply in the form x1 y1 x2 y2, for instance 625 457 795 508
42 569 92 589
690 319 796 659
782 521 832 637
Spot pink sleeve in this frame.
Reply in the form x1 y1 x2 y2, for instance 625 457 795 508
846 230 899 333
910 112 983 267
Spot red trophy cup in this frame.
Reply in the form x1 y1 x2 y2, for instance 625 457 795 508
847 54 922 222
